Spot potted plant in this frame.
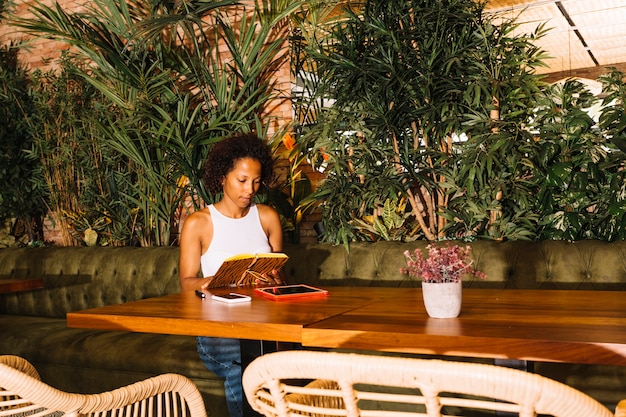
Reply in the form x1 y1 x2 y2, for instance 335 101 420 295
401 243 486 318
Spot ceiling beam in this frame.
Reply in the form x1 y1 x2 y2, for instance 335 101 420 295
540 62 626 83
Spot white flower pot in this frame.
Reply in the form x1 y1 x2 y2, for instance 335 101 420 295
421 281 462 318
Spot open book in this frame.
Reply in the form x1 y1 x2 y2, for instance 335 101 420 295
207 253 289 288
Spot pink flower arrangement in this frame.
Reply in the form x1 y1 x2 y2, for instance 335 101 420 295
401 243 486 283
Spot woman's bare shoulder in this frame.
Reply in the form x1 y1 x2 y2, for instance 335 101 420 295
183 208 212 227
256 203 279 216
256 203 282 230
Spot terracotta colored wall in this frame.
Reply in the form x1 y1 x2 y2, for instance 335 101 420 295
0 0 79 70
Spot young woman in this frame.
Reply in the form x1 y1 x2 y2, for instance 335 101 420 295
179 132 284 417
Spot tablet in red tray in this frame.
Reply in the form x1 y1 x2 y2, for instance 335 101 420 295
254 284 328 300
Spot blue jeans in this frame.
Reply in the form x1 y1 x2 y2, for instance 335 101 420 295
197 336 243 417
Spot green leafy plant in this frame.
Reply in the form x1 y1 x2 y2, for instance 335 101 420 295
268 131 314 243
599 69 626 154
351 196 418 242
0 0 45 244
26 57 131 246
0 41 47 244
294 0 548 245
6 0 626 246
530 79 603 240
11 0 303 246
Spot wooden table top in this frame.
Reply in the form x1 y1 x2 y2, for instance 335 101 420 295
302 288 626 366
66 287 626 366
0 278 44 294
66 287 390 342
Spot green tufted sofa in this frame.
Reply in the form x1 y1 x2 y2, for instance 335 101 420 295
0 246 232 416
1 240 626 414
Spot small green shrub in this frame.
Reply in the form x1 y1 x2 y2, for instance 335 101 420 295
0 42 47 243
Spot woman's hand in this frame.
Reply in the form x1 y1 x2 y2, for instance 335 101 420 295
256 269 283 286
200 277 213 290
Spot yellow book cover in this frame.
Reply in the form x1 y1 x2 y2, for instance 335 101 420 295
208 253 289 288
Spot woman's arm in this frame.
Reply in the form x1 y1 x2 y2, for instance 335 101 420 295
179 211 212 291
258 204 283 252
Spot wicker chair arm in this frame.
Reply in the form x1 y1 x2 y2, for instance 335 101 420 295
243 350 616 417
0 355 207 417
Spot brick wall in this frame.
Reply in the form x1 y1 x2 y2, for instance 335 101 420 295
0 0 76 71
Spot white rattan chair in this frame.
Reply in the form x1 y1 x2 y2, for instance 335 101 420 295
0 355 207 417
243 350 626 417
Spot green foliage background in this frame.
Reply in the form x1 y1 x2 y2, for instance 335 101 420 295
291 0 626 246
1 0 626 247
0 42 47 242
1 0 298 246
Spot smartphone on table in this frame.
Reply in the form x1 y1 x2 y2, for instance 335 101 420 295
211 293 252 304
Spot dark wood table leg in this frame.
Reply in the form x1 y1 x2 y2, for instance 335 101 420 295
239 341 303 416
240 340 277 417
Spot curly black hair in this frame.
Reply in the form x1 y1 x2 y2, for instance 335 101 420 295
203 133 274 195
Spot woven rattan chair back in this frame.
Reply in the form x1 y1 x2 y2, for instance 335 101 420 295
243 350 624 417
0 355 207 417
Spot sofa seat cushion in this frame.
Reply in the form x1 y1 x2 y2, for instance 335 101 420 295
0 315 214 378
0 314 231 415
1 314 232 416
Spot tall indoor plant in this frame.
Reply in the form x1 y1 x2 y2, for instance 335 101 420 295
10 0 301 246
293 0 549 246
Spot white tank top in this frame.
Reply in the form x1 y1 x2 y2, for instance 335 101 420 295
200 204 272 277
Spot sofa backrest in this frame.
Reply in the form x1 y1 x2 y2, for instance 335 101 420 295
2 240 626 318
0 247 181 318
283 240 626 290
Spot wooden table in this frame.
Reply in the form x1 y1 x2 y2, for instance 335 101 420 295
0 278 44 294
67 286 392 417
67 287 626 417
66 287 393 343
67 287 626 366
301 288 626 366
